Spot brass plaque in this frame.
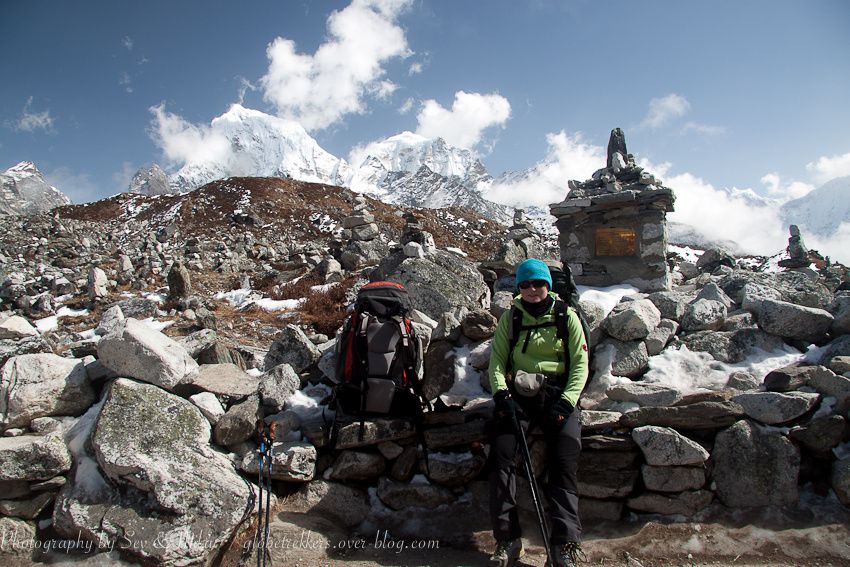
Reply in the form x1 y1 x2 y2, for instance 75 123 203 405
595 227 636 257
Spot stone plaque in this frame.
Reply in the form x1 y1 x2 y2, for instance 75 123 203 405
595 227 636 257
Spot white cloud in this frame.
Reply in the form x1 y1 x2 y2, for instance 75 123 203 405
682 122 725 136
260 0 413 130
112 162 137 191
122 36 133 50
805 223 850 265
236 78 257 105
641 93 690 129
414 90 511 149
119 72 133 93
408 62 423 75
806 151 850 184
486 130 604 207
760 172 814 202
14 97 54 133
398 97 414 114
666 170 787 255
148 104 231 167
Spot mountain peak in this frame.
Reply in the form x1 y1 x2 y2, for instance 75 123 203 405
1 161 71 216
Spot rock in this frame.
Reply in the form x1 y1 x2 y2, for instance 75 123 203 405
55 378 251 566
0 517 36 561
0 491 54 519
579 498 624 521
580 411 623 431
197 342 245 368
832 458 850 507
370 251 490 321
790 415 846 452
86 267 108 300
423 420 488 450
184 363 259 399
642 465 705 492
680 298 727 332
0 433 71 481
600 338 649 378
631 426 709 466
817 335 850 368
619 401 745 429
376 477 455 510
627 489 713 516
697 283 734 309
731 391 820 424
167 261 192 299
259 363 301 411
377 441 405 460
763 365 819 392
697 248 735 273
95 305 125 336
746 297 833 342
189 392 225 425
0 480 30 499
578 469 639 499
330 450 385 481
830 293 850 335
423 341 457 400
647 291 690 322
114 297 160 319
0 315 39 339
680 328 785 364
726 371 760 391
390 445 419 482
425 451 486 487
214 394 260 446
460 309 498 341
178 328 218 358
0 335 52 368
0 353 95 429
713 419 800 507
286 480 369 527
97 318 199 391
602 299 661 341
606 383 683 407
645 319 678 356
241 441 316 481
829 356 850 375
335 419 416 450
806 368 850 402
264 324 321 372
577 299 606 348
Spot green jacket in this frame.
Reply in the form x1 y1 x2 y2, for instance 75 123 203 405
488 292 589 407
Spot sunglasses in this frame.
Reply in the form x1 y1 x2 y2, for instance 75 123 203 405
518 279 549 290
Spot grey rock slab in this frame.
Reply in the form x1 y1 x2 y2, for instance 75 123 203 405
681 298 727 332
0 491 54 520
606 383 683 407
184 362 259 399
0 353 95 429
627 489 713 516
213 394 260 446
641 465 706 492
259 363 301 411
578 469 639 499
580 411 623 431
832 457 850 507
329 450 385 481
0 315 39 339
0 433 72 481
423 420 488 450
263 324 321 373
425 451 486 487
376 477 455 510
285 480 369 528
601 338 649 378
602 299 661 341
789 415 846 452
731 391 820 424
334 418 416 450
747 297 833 342
632 426 709 466
619 401 745 429
189 392 225 425
96 318 199 391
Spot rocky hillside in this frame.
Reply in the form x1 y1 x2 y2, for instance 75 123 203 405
1 174 849 566
0 161 71 216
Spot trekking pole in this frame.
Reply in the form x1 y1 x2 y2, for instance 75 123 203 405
255 420 266 567
514 415 553 567
262 423 277 567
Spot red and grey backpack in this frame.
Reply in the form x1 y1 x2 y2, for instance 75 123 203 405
333 281 427 428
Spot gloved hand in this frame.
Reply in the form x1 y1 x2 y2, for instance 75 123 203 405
546 398 574 431
493 389 520 421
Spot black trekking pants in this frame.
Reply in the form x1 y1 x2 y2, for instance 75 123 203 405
488 408 582 545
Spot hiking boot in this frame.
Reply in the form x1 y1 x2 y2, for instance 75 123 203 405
488 538 523 567
553 541 585 567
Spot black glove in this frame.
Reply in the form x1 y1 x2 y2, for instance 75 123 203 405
546 398 574 431
493 389 520 421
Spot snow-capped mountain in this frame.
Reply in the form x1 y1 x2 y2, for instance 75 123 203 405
129 164 172 196
781 175 850 236
0 161 71 216
168 104 351 193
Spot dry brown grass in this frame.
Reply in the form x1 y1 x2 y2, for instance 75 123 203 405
298 276 356 336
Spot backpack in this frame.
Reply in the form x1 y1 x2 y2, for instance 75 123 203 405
332 281 428 431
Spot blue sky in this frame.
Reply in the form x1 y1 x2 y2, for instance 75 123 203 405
2 0 849 210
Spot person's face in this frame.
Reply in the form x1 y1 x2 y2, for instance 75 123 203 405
518 279 549 303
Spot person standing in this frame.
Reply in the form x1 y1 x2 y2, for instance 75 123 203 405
487 258 588 567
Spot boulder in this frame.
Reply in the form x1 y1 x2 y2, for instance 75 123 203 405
286 480 370 528
832 457 850 507
0 517 36 561
830 292 850 335
87 267 108 300
0 433 72 481
259 363 301 412
600 338 649 378
602 299 661 342
0 353 95 429
330 450 385 481
577 299 606 349
645 319 678 356
423 341 457 400
696 282 734 309
460 309 498 341
746 297 833 342
0 335 53 369
97 318 199 391
241 441 316 481
263 324 321 372
54 378 251 566
214 395 261 446
806 368 850 402
681 298 727 332
789 415 846 452
627 489 713 516
763 365 819 392
696 248 735 273
95 305 125 336
189 392 225 425
631 426 709 466
376 477 455 510
619 401 745 429
370 251 490 321
580 411 623 431
726 371 760 391
712 419 800 507
167 261 192 299
425 451 486 487
641 465 706 492
183 363 259 399
0 491 54 520
606 383 683 407
578 469 639 499
0 315 39 339
731 391 820 424
334 419 416 450
647 291 691 322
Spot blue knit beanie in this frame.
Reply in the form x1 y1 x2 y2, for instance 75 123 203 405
516 258 552 289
